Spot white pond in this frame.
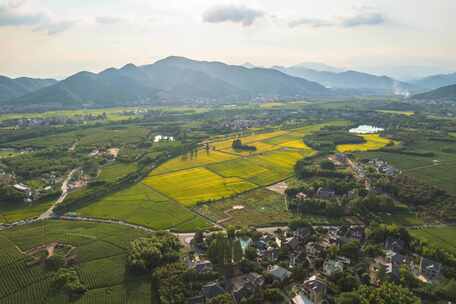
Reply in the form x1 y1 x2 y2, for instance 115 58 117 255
349 125 384 134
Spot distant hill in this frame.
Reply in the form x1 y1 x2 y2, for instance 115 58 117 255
289 62 344 73
8 56 331 108
274 65 415 95
411 73 456 91
412 84 456 100
0 76 57 102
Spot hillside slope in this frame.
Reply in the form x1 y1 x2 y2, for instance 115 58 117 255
0 76 57 102
412 84 456 100
9 56 331 107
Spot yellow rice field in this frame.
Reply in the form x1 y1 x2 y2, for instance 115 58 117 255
336 134 392 153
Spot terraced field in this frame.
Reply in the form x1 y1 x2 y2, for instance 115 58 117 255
337 134 392 153
0 220 151 304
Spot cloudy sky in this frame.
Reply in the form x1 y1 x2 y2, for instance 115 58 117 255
1 0 455 79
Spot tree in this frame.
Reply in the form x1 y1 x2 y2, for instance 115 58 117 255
233 239 243 264
344 283 421 304
320 160 336 170
339 240 361 260
45 254 65 271
127 234 180 273
52 268 87 297
208 293 235 304
264 288 284 302
152 263 187 304
336 292 362 304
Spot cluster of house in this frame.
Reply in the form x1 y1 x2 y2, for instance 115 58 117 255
365 159 400 177
0 114 108 128
185 225 443 304
13 181 54 203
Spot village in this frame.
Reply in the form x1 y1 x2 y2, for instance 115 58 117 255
183 220 443 304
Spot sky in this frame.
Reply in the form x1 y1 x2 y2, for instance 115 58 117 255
1 0 456 79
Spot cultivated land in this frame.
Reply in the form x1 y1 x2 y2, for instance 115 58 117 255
0 220 152 304
0 198 54 224
72 121 346 229
76 183 212 231
194 188 290 227
144 167 257 207
358 138 456 195
409 227 456 255
337 133 392 153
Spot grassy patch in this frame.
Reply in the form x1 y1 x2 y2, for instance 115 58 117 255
97 162 137 182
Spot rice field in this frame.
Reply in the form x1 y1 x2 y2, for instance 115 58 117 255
141 122 338 208
76 183 211 231
144 167 257 206
150 149 237 175
336 133 392 153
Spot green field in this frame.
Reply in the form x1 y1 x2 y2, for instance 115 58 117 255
76 183 212 231
70 121 348 231
98 162 138 182
359 138 456 195
0 107 141 122
409 227 456 254
0 220 152 304
194 188 290 227
0 198 54 224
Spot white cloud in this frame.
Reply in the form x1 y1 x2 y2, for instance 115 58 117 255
289 11 386 29
203 4 264 27
341 13 385 27
0 0 75 35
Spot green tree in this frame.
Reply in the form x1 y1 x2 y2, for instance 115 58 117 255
208 293 235 304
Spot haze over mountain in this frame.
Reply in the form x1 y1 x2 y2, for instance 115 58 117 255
6 56 331 108
413 84 456 101
288 62 345 73
0 76 57 103
411 73 456 91
274 65 414 96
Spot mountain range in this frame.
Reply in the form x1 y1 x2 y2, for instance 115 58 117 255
0 76 57 103
273 65 415 96
1 57 456 110
4 57 331 108
410 73 456 91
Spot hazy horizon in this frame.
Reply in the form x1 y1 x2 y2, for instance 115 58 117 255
1 0 456 79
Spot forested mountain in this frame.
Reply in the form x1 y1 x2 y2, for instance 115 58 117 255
412 84 456 100
0 76 57 102
7 56 331 107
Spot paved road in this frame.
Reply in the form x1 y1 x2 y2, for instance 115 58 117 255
38 168 78 220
